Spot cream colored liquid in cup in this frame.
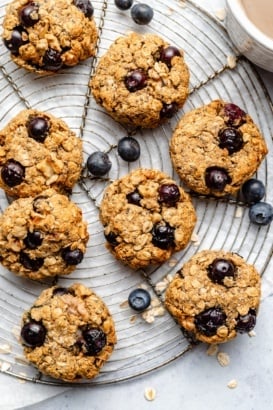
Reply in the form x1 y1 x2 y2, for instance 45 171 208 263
241 0 273 39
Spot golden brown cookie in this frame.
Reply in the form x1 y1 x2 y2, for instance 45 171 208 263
0 189 89 280
90 32 189 128
20 283 116 381
99 168 196 269
2 0 97 74
0 109 82 198
165 250 261 344
170 100 268 197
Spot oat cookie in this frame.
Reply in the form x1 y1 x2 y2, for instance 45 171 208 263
165 250 261 344
90 32 189 128
0 189 89 280
2 0 97 74
0 109 82 197
170 100 268 196
100 168 196 269
20 283 116 381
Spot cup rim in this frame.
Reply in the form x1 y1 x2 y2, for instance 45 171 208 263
226 0 273 50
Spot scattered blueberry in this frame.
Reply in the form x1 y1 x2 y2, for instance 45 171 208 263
73 0 94 17
117 136 140 162
131 3 154 25
19 2 39 27
249 202 273 225
128 288 151 312
126 189 142 206
1 159 25 187
80 327 107 355
208 258 235 285
124 69 147 92
23 231 43 249
104 231 119 247
151 223 175 250
235 309 256 333
224 103 246 127
241 178 265 204
160 102 178 119
42 48 63 71
21 321 46 347
158 183 180 206
4 27 28 54
27 116 49 143
114 0 133 10
87 151 112 177
194 307 227 336
205 166 231 191
160 46 181 67
218 127 243 154
19 252 44 271
61 248 84 265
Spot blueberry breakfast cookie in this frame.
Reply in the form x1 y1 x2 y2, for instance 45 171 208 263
90 32 189 128
165 250 261 344
170 100 268 197
0 189 89 280
0 109 82 198
20 283 116 381
2 0 97 74
100 168 196 269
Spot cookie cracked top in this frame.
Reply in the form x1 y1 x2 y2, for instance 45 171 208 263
100 168 196 269
90 32 190 128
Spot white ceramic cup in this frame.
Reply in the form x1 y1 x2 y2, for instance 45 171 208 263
226 0 273 71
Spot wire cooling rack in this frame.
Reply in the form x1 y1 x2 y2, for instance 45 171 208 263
0 0 273 386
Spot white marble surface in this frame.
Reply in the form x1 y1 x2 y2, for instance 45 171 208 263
1 0 273 409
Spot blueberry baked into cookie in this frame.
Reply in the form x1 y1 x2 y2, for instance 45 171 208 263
90 32 189 128
170 100 268 197
20 283 116 381
0 109 82 198
100 168 196 269
165 250 261 344
0 189 89 280
2 0 97 74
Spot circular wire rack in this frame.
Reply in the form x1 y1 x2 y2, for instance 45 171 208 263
0 0 273 386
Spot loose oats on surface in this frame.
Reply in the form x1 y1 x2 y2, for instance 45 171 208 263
248 330 257 337
215 8 227 21
0 343 12 354
206 344 219 356
227 55 237 69
217 352 230 367
227 379 238 389
144 387 156 401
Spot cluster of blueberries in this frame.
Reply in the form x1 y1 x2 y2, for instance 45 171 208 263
114 0 154 25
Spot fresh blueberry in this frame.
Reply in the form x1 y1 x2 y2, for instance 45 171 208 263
235 309 256 333
1 159 25 187
241 178 265 204
160 46 181 67
27 116 49 143
42 48 63 71
128 288 151 312
61 248 84 265
249 202 273 225
130 3 154 25
4 27 28 54
19 252 44 271
114 0 133 10
21 321 46 347
126 189 143 206
151 223 175 250
208 258 235 285
86 151 112 177
73 0 94 17
80 327 107 355
117 136 140 162
19 2 39 27
124 69 147 92
205 166 231 191
194 307 227 336
224 103 246 127
158 183 180 206
218 127 244 154
104 231 119 247
23 231 43 249
160 102 178 119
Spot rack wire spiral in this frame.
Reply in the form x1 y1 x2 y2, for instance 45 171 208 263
0 0 273 386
